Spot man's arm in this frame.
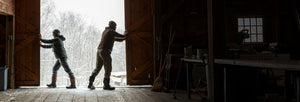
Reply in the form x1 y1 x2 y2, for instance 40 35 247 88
115 37 126 42
40 38 58 43
41 44 53 48
113 31 126 38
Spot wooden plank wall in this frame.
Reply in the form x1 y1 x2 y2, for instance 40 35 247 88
159 0 208 54
152 0 209 90
154 0 208 85
0 0 14 15
155 0 208 70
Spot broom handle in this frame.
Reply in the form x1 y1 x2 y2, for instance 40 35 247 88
159 26 176 75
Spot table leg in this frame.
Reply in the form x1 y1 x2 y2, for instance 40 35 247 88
297 76 300 102
224 67 227 102
173 60 183 99
205 59 210 101
187 62 191 99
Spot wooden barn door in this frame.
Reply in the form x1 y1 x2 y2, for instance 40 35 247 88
15 0 40 86
125 0 154 85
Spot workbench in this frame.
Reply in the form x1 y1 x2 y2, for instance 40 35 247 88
215 55 300 102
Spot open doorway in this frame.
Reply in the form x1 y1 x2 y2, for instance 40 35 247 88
0 14 14 88
0 15 6 67
40 0 126 87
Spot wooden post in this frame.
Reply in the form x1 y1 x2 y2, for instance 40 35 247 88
207 0 215 101
153 0 157 82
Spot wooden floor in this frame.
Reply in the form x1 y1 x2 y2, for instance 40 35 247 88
0 87 203 102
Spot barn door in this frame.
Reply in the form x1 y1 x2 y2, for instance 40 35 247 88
15 0 40 86
125 0 154 85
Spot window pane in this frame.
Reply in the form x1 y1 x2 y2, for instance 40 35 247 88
251 18 256 25
244 26 250 32
244 18 250 25
257 18 263 25
238 27 244 32
251 26 257 34
238 18 244 25
237 17 263 43
244 38 250 42
251 35 257 42
258 35 263 42
257 27 263 33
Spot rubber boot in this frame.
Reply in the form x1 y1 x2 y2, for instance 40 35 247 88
47 76 57 88
66 78 76 89
103 78 115 90
88 76 96 90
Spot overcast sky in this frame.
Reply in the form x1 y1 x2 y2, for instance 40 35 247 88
53 0 125 31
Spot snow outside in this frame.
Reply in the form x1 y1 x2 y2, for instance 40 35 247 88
40 0 126 87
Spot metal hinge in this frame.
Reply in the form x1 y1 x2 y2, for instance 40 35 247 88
8 35 13 40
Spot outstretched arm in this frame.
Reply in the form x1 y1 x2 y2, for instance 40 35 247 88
40 38 58 43
115 37 126 42
41 44 53 48
113 31 126 38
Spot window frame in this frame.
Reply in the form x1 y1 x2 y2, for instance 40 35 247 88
236 16 264 44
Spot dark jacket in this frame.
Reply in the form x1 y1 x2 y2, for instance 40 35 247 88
98 27 126 51
41 35 67 59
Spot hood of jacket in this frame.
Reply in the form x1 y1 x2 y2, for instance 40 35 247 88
57 35 66 41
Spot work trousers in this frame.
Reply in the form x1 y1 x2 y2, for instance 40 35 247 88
52 57 75 78
91 49 112 79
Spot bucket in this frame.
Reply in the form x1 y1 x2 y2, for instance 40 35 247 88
0 67 8 91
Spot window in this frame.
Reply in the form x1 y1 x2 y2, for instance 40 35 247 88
238 17 263 43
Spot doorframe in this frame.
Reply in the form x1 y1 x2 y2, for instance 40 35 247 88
3 14 15 89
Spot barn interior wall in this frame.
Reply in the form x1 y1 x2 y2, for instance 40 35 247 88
154 0 208 89
224 0 299 52
212 0 300 101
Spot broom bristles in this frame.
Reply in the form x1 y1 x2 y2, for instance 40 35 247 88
151 76 163 92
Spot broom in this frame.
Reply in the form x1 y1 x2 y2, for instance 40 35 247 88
152 26 175 92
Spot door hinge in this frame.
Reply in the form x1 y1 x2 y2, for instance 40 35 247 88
8 35 13 40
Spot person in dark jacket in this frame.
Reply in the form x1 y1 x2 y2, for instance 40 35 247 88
88 21 127 90
40 29 76 89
